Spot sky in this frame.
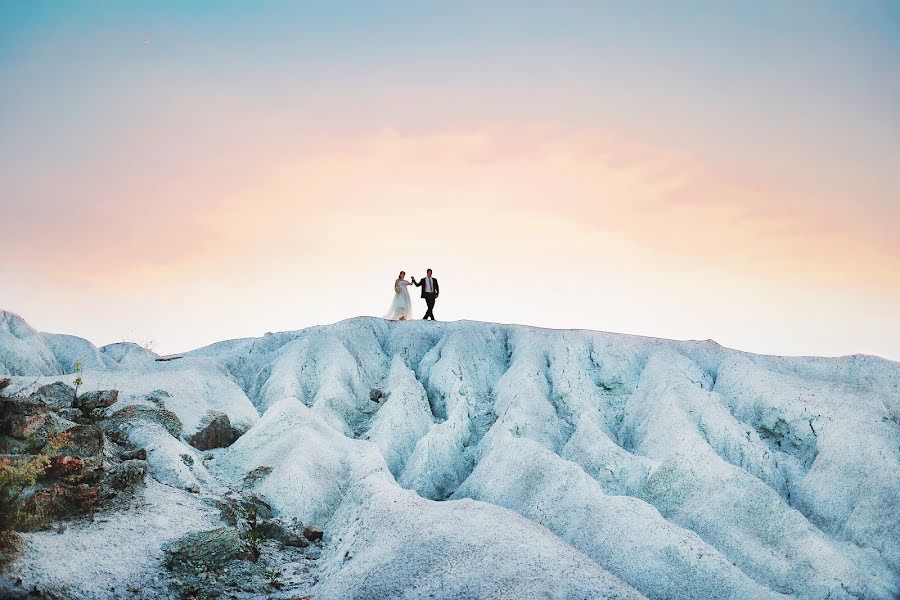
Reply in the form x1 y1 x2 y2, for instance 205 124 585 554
1 1 899 359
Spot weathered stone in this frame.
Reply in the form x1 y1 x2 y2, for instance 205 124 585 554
164 527 253 567
257 519 308 547
72 390 118 412
163 527 270 599
187 411 242 450
29 382 76 409
56 424 105 459
0 405 71 455
303 524 324 541
103 404 183 438
0 398 50 439
180 453 194 466
370 388 384 403
102 459 148 492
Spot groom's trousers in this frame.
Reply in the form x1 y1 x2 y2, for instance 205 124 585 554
423 294 436 320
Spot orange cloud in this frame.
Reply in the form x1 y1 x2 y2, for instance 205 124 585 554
5 124 898 301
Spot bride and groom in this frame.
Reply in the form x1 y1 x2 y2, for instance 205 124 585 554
385 269 439 321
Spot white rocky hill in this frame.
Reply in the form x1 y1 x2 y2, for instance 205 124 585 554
0 309 897 599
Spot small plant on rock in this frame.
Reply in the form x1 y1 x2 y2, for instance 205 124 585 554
246 503 259 531
265 568 282 589
72 361 83 400
242 529 262 562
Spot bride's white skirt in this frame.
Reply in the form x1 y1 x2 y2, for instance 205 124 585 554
385 289 413 321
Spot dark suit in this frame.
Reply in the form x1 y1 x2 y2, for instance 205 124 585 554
414 276 439 320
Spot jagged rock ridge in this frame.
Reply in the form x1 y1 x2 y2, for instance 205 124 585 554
0 309 897 599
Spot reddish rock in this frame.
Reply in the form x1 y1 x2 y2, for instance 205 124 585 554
303 524 324 541
187 411 242 450
0 398 50 439
56 424 105 458
48 455 86 481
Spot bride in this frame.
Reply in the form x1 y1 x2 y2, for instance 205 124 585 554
384 271 414 321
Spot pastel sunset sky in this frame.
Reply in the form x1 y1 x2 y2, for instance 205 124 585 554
2 1 899 359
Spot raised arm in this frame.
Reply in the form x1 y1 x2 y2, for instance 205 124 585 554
413 277 422 287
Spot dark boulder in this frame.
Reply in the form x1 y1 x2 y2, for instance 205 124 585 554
29 382 76 409
303 524 324 542
187 411 242 450
56 424 105 459
0 399 71 454
0 398 50 439
72 390 118 412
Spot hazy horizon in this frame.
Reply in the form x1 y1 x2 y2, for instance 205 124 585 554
2 2 899 360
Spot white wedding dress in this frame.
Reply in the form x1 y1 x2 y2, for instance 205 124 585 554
384 278 413 321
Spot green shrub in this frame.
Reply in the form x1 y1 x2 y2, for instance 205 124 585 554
0 432 70 530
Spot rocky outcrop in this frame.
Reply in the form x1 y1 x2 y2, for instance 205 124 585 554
0 397 72 454
187 411 242 450
56 424 105 459
258 519 308 547
0 386 148 533
72 390 118 412
0 397 50 439
29 382 75 409
165 526 254 565
163 527 268 598
104 404 183 439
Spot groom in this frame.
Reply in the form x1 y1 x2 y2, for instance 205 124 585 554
413 268 439 320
